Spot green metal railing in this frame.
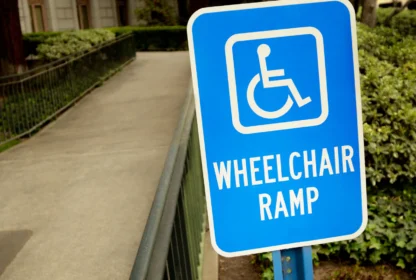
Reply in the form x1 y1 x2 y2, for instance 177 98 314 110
130 88 207 280
0 34 136 146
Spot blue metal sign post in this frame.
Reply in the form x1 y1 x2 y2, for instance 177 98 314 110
187 0 367 278
273 247 313 279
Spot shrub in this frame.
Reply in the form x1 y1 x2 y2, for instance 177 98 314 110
36 29 115 60
357 24 416 188
107 26 187 51
360 59 416 187
23 31 62 57
357 23 416 66
377 8 416 37
316 188 416 272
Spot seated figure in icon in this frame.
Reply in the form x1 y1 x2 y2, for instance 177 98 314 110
257 44 311 107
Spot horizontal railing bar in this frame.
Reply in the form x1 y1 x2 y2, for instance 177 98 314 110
0 56 135 148
129 82 195 280
146 94 194 280
0 33 133 86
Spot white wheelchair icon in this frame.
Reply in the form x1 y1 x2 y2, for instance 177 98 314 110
225 27 328 134
247 43 311 119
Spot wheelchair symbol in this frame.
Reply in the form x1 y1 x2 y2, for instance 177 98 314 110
225 27 328 134
247 44 312 119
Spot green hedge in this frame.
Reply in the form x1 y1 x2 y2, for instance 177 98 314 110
23 29 116 58
377 8 416 37
23 31 62 57
315 188 416 272
36 29 115 60
24 26 188 54
107 26 187 51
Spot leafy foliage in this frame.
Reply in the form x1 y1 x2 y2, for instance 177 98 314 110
135 0 176 26
377 8 416 37
36 29 115 60
252 253 274 280
316 188 416 272
357 23 416 188
26 26 188 55
358 24 416 66
23 31 62 57
255 18 416 280
107 26 187 51
322 263 412 280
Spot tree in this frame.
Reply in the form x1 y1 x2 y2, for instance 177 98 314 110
361 0 378 27
0 0 26 76
349 0 361 13
188 0 209 17
135 0 176 26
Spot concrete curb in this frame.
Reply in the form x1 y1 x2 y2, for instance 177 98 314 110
202 222 219 280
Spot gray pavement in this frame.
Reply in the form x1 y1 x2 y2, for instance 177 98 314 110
0 52 190 280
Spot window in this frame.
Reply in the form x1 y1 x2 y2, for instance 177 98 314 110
28 0 47 32
116 0 128 26
77 0 91 29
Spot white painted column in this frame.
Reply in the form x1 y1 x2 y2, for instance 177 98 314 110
19 0 33 33
90 0 101 28
111 0 119 26
127 0 137 26
71 0 80 30
45 0 59 31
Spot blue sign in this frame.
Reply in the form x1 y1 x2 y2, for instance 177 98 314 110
188 0 367 257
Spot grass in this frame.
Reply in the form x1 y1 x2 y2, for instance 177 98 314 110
0 139 21 154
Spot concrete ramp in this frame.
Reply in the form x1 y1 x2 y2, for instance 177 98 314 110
0 52 190 280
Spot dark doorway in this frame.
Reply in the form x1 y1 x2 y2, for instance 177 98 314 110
116 0 128 26
76 0 91 29
28 0 48 32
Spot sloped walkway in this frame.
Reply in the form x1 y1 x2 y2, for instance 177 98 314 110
0 52 190 280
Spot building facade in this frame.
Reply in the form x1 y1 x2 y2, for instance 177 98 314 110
18 0 140 33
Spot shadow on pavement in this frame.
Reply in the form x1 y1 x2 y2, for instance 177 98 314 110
0 230 33 276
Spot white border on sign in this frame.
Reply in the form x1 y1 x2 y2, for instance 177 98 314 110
187 0 368 258
225 27 329 134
